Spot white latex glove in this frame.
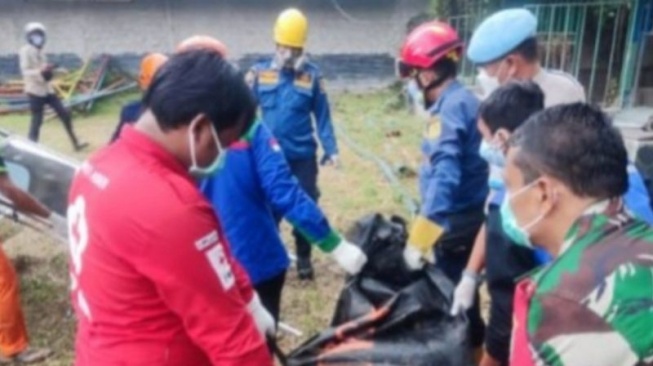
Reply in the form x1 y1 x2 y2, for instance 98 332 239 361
49 213 68 240
330 155 340 168
402 245 434 270
330 239 367 275
247 293 276 338
450 270 480 316
321 154 340 168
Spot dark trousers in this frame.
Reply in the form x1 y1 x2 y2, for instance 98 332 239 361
435 206 486 349
254 271 287 322
484 205 539 365
281 158 320 261
28 94 78 146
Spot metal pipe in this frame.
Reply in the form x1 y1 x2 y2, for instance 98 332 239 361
561 4 573 71
631 1 653 106
603 7 624 105
545 5 557 68
617 0 643 107
588 4 606 102
573 6 588 79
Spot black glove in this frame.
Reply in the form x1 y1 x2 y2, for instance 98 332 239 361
41 69 53 81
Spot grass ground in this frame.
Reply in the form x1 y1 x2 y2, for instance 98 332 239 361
0 87 425 365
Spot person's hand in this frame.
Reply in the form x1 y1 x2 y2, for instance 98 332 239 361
41 69 54 82
49 213 68 240
247 293 276 338
330 239 367 275
320 154 340 168
450 270 480 316
402 244 435 270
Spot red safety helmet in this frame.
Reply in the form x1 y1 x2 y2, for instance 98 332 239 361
176 35 228 57
397 21 463 78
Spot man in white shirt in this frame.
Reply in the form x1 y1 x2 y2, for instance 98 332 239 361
19 22 87 151
467 8 585 107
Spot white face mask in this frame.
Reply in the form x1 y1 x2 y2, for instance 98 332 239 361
274 47 305 70
477 68 500 98
187 117 226 178
478 61 511 98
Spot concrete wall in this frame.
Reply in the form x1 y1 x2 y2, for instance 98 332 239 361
0 0 425 56
0 0 426 87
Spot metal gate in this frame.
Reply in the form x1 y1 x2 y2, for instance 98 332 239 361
449 0 651 108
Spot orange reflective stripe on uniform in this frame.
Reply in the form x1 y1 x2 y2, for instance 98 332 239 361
258 70 279 85
293 72 312 89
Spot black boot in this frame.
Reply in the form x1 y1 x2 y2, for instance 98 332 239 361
74 142 89 152
296 257 314 281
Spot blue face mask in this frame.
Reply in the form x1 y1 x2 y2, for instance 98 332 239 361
488 165 505 191
28 34 45 48
479 140 505 168
500 181 545 248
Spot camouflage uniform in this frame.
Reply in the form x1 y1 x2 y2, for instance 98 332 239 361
511 200 653 366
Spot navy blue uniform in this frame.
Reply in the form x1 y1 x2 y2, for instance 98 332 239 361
248 59 338 264
420 80 488 348
110 100 142 143
200 122 341 318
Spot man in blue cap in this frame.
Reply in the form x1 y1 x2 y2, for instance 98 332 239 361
461 8 584 366
467 8 585 107
455 8 653 366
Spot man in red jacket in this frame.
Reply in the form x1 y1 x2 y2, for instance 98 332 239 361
67 47 273 365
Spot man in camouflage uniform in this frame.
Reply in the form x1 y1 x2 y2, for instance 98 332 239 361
502 103 653 366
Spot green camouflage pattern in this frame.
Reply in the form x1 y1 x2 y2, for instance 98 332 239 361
525 201 653 366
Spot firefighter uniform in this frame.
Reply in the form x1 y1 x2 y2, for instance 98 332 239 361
248 59 338 271
420 80 489 348
201 121 353 320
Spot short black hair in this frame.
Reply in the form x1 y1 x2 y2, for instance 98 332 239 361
143 49 255 132
430 56 458 80
509 103 628 199
511 37 539 63
479 80 544 133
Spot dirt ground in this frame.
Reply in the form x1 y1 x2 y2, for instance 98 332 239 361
0 87 476 365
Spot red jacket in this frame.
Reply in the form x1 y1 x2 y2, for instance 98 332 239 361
68 126 272 366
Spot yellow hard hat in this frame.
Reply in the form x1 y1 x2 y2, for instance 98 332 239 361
274 8 308 48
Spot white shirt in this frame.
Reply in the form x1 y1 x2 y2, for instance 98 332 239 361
533 68 586 107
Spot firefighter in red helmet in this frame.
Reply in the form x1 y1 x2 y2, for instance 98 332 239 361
398 21 488 360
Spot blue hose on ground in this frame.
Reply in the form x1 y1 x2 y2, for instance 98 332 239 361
335 123 419 215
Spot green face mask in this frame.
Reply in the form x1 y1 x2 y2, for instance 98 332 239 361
500 181 545 248
188 120 226 178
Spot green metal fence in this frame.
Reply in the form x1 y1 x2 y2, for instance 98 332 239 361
526 1 635 107
449 0 648 107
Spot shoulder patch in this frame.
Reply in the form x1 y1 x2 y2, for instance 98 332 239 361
258 70 279 85
294 72 313 90
424 116 442 140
